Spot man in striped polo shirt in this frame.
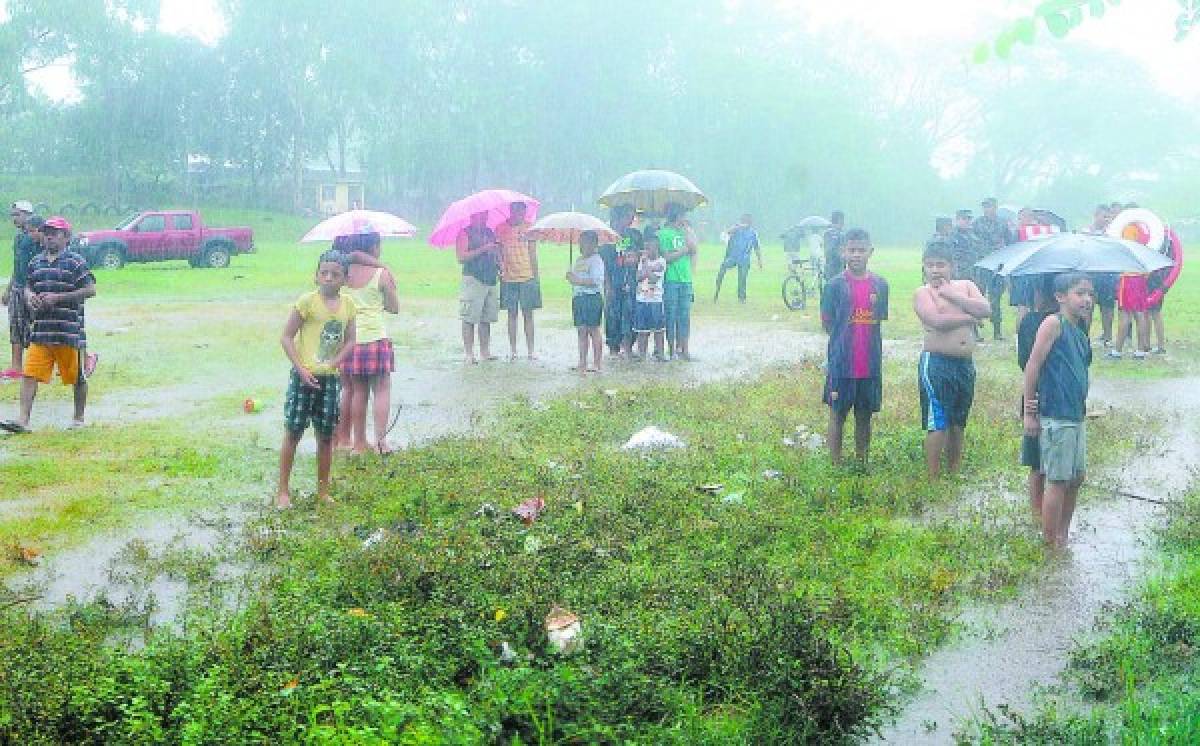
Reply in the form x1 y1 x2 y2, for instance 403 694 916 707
0 216 96 434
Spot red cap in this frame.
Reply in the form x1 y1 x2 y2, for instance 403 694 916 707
43 216 72 233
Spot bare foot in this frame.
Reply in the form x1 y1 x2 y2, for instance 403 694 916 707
274 493 293 509
509 352 518 362
66 419 86 430
576 365 587 376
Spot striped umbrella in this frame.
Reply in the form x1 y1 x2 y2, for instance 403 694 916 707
597 169 707 214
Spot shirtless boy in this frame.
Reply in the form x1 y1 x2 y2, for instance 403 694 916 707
914 239 992 478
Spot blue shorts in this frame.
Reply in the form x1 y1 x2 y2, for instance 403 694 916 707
1090 273 1118 309
633 301 665 333
918 351 975 431
824 376 882 415
1009 276 1036 307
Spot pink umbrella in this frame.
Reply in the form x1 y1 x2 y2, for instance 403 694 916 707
429 189 540 247
301 210 417 242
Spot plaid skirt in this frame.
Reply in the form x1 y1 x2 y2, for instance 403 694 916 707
341 338 395 377
7 293 31 348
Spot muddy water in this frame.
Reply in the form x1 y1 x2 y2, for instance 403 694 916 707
6 309 825 450
13 502 252 630
5 309 825 619
876 378 1200 745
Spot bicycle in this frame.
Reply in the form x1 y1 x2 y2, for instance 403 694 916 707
781 255 823 311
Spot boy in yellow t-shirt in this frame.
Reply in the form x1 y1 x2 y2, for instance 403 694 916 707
277 251 357 508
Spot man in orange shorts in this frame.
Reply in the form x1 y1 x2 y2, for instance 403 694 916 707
0 216 96 434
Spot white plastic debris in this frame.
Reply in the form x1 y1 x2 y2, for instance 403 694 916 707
545 606 584 655
805 433 824 451
761 469 783 480
499 641 517 664
622 426 686 451
361 528 388 549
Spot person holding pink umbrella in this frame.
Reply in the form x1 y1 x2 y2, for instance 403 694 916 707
429 189 540 364
495 201 541 361
456 211 501 364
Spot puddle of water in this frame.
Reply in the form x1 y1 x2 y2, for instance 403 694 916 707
9 502 254 630
876 379 1200 745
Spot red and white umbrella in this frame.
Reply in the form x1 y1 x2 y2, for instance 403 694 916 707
527 211 619 264
301 210 417 242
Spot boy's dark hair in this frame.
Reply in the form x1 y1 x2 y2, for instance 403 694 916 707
922 238 954 263
844 227 870 245
1053 272 1090 295
830 210 844 225
1034 274 1058 309
318 249 349 272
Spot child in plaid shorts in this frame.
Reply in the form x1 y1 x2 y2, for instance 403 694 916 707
277 251 357 508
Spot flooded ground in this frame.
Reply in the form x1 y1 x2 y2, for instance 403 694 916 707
876 377 1200 745
3 306 827 448
3 307 827 618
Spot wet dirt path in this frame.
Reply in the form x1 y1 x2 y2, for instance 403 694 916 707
876 376 1200 745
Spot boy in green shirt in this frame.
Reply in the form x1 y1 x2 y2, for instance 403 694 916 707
277 251 357 508
659 202 698 361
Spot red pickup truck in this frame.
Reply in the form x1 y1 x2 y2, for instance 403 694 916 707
75 210 255 269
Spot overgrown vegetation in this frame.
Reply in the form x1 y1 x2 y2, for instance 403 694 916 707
0 366 1058 743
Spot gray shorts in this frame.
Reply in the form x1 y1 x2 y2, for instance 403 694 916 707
1039 417 1086 482
499 279 543 312
460 275 499 324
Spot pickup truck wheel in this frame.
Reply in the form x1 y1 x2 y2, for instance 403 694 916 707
98 245 125 270
203 245 231 269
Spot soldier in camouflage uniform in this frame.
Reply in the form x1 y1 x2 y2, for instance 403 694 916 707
972 198 1012 340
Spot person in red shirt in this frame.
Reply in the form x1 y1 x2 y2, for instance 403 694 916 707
820 228 889 466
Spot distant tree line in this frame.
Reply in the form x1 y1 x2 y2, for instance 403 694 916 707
1 0 1197 238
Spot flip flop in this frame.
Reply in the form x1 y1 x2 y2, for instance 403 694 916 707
0 420 31 434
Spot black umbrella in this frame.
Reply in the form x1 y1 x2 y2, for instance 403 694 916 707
976 233 1173 277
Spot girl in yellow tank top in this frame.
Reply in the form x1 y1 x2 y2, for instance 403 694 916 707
332 232 400 453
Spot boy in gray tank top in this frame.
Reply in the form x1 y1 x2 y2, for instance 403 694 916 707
1021 272 1094 548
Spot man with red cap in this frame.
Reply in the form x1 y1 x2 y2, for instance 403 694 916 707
1 216 97 433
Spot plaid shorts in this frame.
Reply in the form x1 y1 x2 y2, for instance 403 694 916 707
341 338 394 377
7 292 31 348
283 370 341 438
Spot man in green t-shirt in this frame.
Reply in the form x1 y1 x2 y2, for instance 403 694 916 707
658 202 698 361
